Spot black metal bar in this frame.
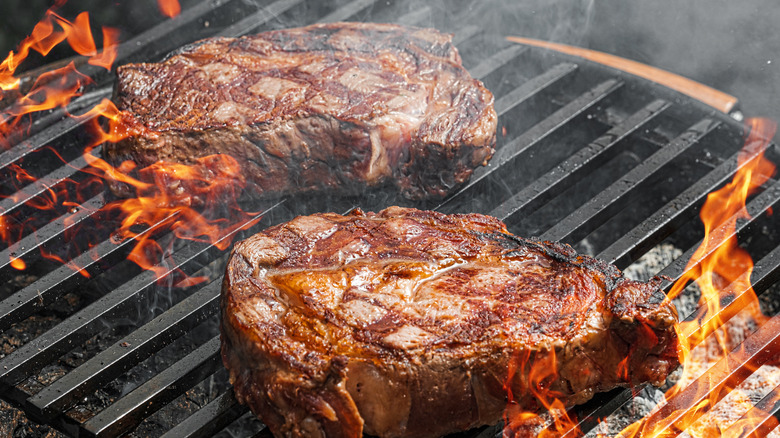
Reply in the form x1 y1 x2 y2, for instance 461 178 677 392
0 212 174 334
0 146 97 218
722 383 780 438
27 280 221 420
215 0 305 38
494 62 578 116
436 78 623 212
114 0 233 59
0 208 264 386
598 144 773 269
540 118 721 243
560 181 780 437
0 87 109 160
677 227 780 351
655 177 780 286
636 314 780 437
317 0 375 23
158 388 249 438
0 193 105 271
81 336 222 438
468 45 528 80
489 99 670 222
0 95 107 171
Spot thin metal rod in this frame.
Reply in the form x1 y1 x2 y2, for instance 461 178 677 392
27 280 221 420
635 314 780 437
81 336 222 438
540 118 721 243
490 99 669 222
494 62 578 117
158 388 249 438
721 383 780 438
0 193 105 271
437 78 623 213
469 45 528 81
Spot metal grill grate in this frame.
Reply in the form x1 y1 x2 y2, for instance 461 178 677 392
1 0 779 437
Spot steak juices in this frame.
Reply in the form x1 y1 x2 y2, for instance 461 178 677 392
220 207 679 437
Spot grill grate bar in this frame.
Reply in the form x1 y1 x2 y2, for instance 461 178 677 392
317 0 375 23
0 146 98 219
638 313 780 437
561 179 780 436
494 62 578 116
215 0 305 38
1 0 236 146
0 193 105 271
82 336 223 438
114 0 232 60
468 45 528 81
540 118 721 243
598 143 773 268
655 176 780 287
0 87 108 160
677 225 780 352
722 383 780 438
0 211 172 334
437 78 623 213
27 280 221 420
0 207 265 387
490 98 669 221
158 388 249 438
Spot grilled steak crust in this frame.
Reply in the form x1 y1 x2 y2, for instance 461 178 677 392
220 207 679 438
107 22 496 202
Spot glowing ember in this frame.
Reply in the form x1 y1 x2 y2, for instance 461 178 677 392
157 0 182 18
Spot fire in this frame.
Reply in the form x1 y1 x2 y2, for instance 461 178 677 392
157 0 182 18
503 350 582 437
617 118 778 438
1 1 260 286
501 118 778 437
1 6 119 148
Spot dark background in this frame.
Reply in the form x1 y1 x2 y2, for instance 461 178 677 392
1 0 778 130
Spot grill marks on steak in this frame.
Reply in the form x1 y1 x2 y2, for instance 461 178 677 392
220 207 680 438
107 23 496 202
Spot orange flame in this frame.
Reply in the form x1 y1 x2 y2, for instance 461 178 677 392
1 1 261 287
618 118 778 438
0 7 119 148
157 0 182 18
500 118 778 437
503 349 582 437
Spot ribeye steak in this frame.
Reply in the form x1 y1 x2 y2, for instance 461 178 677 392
220 207 679 438
107 22 496 202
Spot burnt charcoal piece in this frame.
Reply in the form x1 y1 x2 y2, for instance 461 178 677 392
220 207 679 438
107 23 496 202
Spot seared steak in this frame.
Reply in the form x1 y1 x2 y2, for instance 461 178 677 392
220 207 679 438
107 23 496 202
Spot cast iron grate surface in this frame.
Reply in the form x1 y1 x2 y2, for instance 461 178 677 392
1 0 779 437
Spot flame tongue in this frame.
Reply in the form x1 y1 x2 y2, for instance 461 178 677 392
1 1 258 287
617 118 779 438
